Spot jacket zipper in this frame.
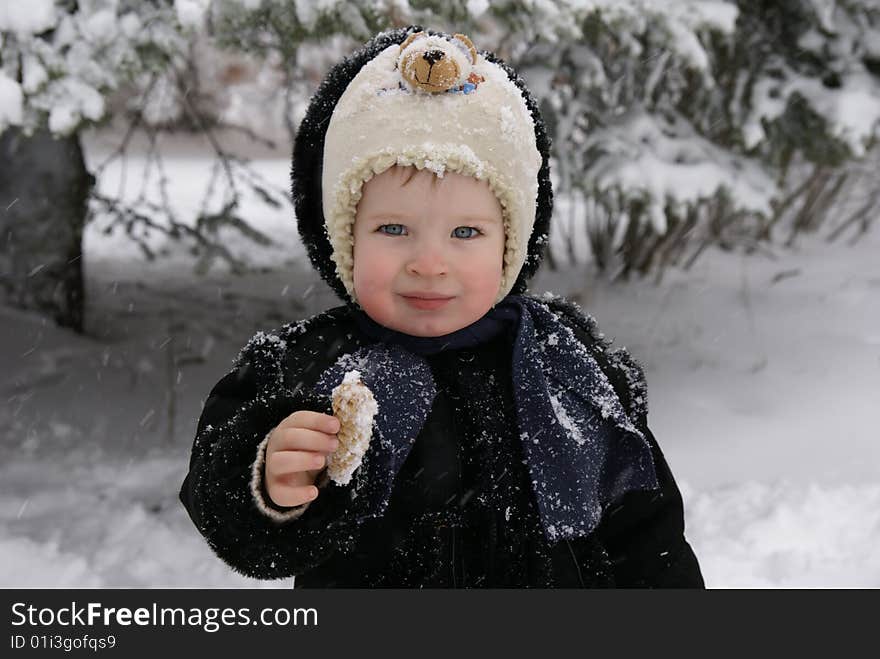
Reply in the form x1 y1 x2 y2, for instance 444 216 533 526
565 539 586 587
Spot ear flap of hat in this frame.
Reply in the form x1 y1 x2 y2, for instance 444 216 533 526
291 26 553 307
481 49 553 299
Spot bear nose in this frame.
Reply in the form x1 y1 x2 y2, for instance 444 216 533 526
422 50 443 65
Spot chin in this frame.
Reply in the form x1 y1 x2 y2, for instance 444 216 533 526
409 325 452 338
392 319 448 337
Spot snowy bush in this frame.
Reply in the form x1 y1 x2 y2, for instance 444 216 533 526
499 0 880 276
0 0 195 135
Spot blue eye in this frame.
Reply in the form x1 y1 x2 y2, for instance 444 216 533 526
378 224 407 236
453 226 482 239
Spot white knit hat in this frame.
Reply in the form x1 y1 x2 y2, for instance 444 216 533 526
321 31 543 306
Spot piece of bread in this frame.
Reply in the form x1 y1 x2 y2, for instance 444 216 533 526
328 370 378 485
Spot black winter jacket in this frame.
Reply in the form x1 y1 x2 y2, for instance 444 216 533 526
179 295 705 588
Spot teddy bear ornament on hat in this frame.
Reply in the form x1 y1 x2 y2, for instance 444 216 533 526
396 31 485 94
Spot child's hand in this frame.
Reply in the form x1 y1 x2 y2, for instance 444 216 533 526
265 411 341 507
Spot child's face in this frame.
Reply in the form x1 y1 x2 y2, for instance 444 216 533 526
353 166 505 337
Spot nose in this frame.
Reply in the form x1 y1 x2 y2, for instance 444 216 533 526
405 245 448 278
422 50 443 65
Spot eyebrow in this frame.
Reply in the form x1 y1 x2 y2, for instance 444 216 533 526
363 212 500 224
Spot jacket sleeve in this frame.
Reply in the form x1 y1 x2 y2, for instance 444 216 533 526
593 426 705 588
178 334 363 580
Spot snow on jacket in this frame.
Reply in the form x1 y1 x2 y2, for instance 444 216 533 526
179 294 704 588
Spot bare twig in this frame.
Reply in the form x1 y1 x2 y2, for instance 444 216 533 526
826 191 880 243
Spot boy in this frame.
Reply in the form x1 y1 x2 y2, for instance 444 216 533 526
179 27 704 588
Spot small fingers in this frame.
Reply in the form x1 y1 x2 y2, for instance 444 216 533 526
268 483 319 508
280 410 340 435
268 449 326 476
272 427 339 454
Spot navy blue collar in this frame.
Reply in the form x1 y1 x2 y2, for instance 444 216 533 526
317 294 660 543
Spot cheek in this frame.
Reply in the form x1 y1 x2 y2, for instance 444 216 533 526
353 239 397 302
460 240 504 300
472 265 503 299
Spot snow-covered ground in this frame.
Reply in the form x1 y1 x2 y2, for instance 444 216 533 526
2 131 878 588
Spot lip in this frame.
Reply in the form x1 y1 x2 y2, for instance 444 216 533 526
400 292 455 300
399 293 454 311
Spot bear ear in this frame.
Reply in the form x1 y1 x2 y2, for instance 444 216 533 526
399 31 425 53
452 33 477 64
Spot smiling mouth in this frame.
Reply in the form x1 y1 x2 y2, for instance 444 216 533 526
400 295 454 310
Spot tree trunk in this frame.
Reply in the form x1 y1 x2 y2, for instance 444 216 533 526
0 127 92 333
